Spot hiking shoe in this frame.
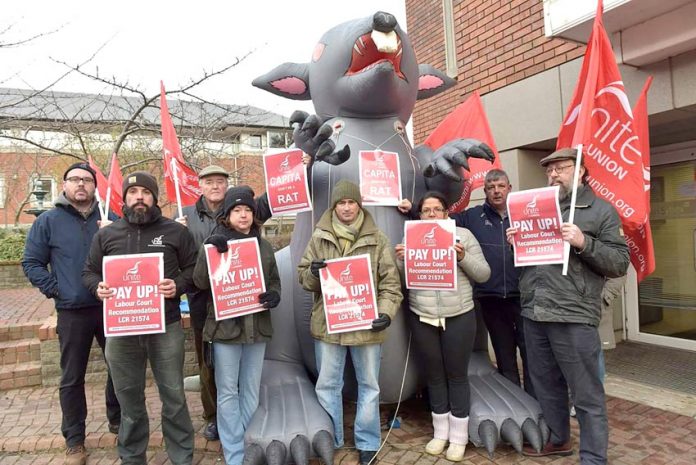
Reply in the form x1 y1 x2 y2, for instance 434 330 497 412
202 420 219 441
522 440 573 457
65 444 87 465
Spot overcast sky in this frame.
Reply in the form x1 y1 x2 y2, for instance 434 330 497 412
2 0 406 118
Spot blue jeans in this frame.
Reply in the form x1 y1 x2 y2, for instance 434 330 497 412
105 322 193 465
524 319 607 465
214 342 266 465
314 341 382 451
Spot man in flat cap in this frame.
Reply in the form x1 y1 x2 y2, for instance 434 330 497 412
507 148 629 465
83 171 197 465
23 162 121 465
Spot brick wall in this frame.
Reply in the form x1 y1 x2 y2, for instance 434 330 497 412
406 0 586 143
0 263 30 289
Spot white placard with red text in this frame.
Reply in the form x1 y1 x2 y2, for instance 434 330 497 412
358 150 402 206
263 149 312 215
507 186 564 267
404 220 457 290
102 253 165 337
319 254 379 334
205 238 267 320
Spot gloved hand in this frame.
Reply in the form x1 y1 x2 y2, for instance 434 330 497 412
259 290 281 309
310 259 327 278
205 234 229 253
371 313 391 332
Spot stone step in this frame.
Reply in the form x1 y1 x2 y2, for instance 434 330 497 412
0 338 41 365
0 360 42 390
0 322 43 342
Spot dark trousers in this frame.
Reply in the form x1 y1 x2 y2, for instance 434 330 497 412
57 307 120 447
188 291 217 422
408 310 476 417
524 318 608 465
478 296 535 397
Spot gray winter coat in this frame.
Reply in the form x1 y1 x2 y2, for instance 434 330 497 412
519 185 630 326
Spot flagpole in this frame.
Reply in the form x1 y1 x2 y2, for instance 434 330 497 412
562 144 583 276
171 158 184 218
104 186 111 217
94 189 106 222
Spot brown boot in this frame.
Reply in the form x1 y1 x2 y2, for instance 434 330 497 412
65 444 87 465
522 440 573 457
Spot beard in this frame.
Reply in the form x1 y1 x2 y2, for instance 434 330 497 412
123 203 155 224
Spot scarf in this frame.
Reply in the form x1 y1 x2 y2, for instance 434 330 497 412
331 209 364 256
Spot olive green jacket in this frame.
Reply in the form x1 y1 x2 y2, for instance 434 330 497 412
298 209 402 346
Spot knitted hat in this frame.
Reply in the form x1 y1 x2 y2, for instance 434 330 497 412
539 147 578 166
122 171 159 203
63 162 97 187
222 186 256 218
330 180 362 209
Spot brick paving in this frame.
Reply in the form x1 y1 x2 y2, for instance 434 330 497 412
0 288 54 327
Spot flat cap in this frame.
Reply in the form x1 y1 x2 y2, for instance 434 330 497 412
539 147 578 166
198 165 229 179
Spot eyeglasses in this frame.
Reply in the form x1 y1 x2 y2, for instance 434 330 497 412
420 207 446 215
65 176 95 185
545 164 575 175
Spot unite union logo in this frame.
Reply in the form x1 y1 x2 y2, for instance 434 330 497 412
420 226 438 246
523 195 540 217
279 154 291 172
150 235 164 247
124 261 142 282
339 263 354 284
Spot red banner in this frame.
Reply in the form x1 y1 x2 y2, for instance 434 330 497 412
88 155 110 213
102 253 165 337
424 92 502 212
205 238 267 320
359 150 401 206
404 220 457 290
319 254 378 334
106 153 124 217
263 149 312 214
556 0 648 227
160 82 201 207
507 187 564 267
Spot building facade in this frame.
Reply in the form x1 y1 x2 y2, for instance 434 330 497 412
406 0 696 352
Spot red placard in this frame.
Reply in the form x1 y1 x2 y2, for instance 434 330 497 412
404 220 457 290
102 253 165 337
507 186 564 267
359 150 402 206
319 254 379 334
263 149 312 215
205 238 267 320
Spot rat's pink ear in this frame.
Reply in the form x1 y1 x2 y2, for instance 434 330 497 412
417 64 456 100
252 63 311 100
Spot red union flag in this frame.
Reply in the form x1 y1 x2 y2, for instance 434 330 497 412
263 149 312 214
623 77 655 282
359 150 401 206
424 91 501 213
507 187 564 267
319 254 378 334
556 0 648 226
404 220 457 290
160 82 201 207
205 238 267 320
106 153 124 217
102 253 165 337
88 155 110 210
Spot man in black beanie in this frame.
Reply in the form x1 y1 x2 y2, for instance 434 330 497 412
83 171 197 465
23 162 121 465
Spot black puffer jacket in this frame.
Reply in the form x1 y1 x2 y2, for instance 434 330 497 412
519 185 629 326
82 206 197 325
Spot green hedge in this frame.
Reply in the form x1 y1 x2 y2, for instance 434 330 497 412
0 230 26 262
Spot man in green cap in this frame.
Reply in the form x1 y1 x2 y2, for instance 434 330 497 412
298 180 402 465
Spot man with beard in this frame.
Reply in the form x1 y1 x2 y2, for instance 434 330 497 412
23 162 121 465
506 148 629 465
83 172 197 465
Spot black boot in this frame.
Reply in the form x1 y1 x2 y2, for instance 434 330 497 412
358 449 377 465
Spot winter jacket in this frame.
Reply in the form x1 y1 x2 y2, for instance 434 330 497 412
398 227 490 319
82 206 197 325
192 226 280 345
22 194 105 311
519 185 630 326
298 209 403 346
451 202 519 298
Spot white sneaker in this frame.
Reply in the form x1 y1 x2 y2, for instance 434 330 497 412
445 443 466 462
425 438 447 455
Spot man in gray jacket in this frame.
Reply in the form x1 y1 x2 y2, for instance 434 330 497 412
176 164 229 441
507 148 629 465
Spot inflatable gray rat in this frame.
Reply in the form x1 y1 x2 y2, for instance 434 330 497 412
243 11 545 464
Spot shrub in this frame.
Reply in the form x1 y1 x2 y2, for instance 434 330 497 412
0 230 27 262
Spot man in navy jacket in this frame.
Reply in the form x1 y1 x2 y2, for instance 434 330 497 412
451 169 534 397
23 162 121 465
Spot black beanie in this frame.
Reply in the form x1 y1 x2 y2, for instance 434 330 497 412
122 171 159 203
222 186 256 218
63 162 97 187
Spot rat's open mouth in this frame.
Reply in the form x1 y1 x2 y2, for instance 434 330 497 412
346 31 404 80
